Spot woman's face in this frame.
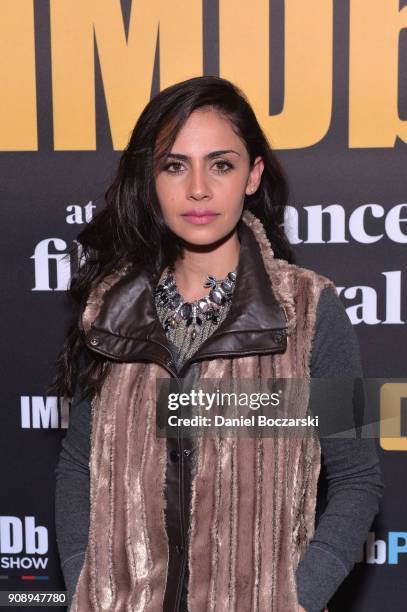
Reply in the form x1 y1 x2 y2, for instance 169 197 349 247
154 107 264 246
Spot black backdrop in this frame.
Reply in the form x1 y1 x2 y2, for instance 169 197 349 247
1 1 406 610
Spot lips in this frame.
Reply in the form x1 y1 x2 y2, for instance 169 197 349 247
181 209 220 225
181 209 219 217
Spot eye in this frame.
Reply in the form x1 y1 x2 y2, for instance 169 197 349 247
213 160 233 174
162 159 234 175
163 161 185 174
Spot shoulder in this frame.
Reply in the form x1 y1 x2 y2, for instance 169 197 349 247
268 259 363 376
271 258 336 293
268 259 337 337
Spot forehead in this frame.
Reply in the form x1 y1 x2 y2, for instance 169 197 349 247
170 108 244 153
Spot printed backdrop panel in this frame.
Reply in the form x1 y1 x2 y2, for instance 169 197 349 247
0 1 406 610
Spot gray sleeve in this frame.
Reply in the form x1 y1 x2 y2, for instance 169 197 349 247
54 383 91 608
295 286 384 612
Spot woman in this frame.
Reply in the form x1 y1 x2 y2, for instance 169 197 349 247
51 76 383 612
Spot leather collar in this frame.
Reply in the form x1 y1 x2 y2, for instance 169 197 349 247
85 218 288 377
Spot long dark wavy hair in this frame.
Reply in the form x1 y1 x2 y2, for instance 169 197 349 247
47 75 293 402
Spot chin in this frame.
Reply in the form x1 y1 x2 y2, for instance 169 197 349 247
180 230 222 246
178 225 237 248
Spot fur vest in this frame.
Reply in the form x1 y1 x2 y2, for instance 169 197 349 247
70 210 335 611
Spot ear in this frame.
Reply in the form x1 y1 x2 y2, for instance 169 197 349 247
245 156 264 195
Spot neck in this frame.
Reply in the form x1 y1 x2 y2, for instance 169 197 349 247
171 228 240 303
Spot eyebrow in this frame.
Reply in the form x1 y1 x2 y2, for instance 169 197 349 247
166 149 241 160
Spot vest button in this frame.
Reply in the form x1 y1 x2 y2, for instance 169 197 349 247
183 449 191 457
272 331 285 345
169 449 179 462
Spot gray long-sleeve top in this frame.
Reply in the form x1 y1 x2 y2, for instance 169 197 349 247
55 287 384 611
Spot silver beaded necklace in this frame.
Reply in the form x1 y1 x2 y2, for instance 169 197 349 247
154 264 237 342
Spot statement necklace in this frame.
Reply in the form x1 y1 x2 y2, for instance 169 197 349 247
154 264 237 341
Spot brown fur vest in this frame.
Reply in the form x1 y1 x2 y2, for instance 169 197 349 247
70 211 335 611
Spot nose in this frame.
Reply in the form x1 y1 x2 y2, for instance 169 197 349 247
187 165 211 201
